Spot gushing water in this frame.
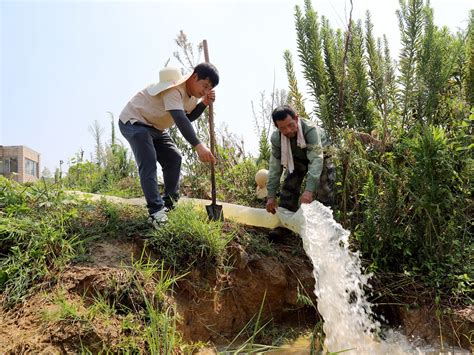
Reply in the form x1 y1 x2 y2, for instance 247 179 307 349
276 201 415 354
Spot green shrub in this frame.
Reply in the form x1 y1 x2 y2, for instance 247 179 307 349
147 203 232 270
217 158 265 208
346 124 472 300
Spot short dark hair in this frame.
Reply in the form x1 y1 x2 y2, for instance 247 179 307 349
271 105 296 125
193 62 219 87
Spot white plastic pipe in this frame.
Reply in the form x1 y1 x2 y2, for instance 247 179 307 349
66 191 284 229
179 197 282 229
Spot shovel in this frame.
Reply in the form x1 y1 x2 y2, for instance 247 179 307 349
203 39 223 221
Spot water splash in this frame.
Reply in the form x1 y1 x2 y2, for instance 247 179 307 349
276 201 415 354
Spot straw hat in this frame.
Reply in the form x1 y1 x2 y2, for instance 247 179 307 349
146 67 191 96
255 169 269 188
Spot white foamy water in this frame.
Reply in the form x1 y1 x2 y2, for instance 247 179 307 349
276 201 417 354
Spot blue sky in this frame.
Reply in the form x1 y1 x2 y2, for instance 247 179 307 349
1 0 472 173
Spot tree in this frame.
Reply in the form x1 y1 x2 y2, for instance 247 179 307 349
382 34 399 135
88 120 105 167
397 0 424 129
283 50 308 118
168 30 210 175
464 10 474 108
41 167 52 179
347 20 375 132
319 16 345 138
365 11 385 120
173 30 202 70
252 89 288 167
294 0 327 116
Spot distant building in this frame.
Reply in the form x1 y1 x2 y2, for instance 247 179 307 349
0 145 40 183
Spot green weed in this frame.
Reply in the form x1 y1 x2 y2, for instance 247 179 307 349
147 203 232 270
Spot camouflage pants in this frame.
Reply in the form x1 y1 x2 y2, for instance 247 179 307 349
279 154 336 212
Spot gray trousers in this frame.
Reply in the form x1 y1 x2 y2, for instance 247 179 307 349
119 120 181 214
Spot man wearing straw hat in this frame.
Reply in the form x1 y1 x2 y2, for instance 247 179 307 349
119 63 219 227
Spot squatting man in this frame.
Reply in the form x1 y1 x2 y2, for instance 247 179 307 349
265 105 335 240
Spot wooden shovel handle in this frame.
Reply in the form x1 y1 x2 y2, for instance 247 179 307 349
202 40 217 205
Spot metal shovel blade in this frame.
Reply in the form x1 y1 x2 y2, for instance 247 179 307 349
206 203 223 221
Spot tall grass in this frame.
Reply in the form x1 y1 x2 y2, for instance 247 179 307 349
132 251 189 354
223 291 276 354
0 177 150 308
0 177 83 307
147 203 233 270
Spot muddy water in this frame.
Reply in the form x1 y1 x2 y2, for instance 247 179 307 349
268 336 470 354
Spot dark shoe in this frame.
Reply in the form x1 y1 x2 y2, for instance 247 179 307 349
268 227 292 243
163 195 179 210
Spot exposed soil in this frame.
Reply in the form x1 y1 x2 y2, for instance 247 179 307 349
0 267 128 354
396 303 473 350
174 240 319 344
0 234 319 353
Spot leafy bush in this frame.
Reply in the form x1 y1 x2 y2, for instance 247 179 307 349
286 0 473 305
217 158 265 208
346 124 472 300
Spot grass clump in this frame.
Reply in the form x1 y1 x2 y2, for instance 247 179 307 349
147 203 232 270
0 177 150 309
0 177 83 308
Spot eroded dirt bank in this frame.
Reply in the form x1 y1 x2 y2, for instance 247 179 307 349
0 234 471 353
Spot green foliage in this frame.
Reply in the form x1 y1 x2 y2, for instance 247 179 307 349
0 177 151 308
62 114 139 197
64 140 138 197
464 10 474 107
147 203 232 270
67 149 138 196
224 292 275 354
217 158 263 207
101 177 142 198
42 289 90 324
256 130 271 168
320 16 344 137
233 226 276 257
295 0 327 116
346 125 472 299
0 177 83 307
365 12 399 142
182 125 266 207
68 197 148 241
41 252 191 354
381 35 401 137
66 161 103 191
131 256 187 354
290 0 470 136
397 0 425 126
347 20 376 132
365 11 385 119
145 305 178 355
284 49 308 118
286 0 473 304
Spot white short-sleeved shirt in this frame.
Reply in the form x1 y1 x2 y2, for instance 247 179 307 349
119 82 199 130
